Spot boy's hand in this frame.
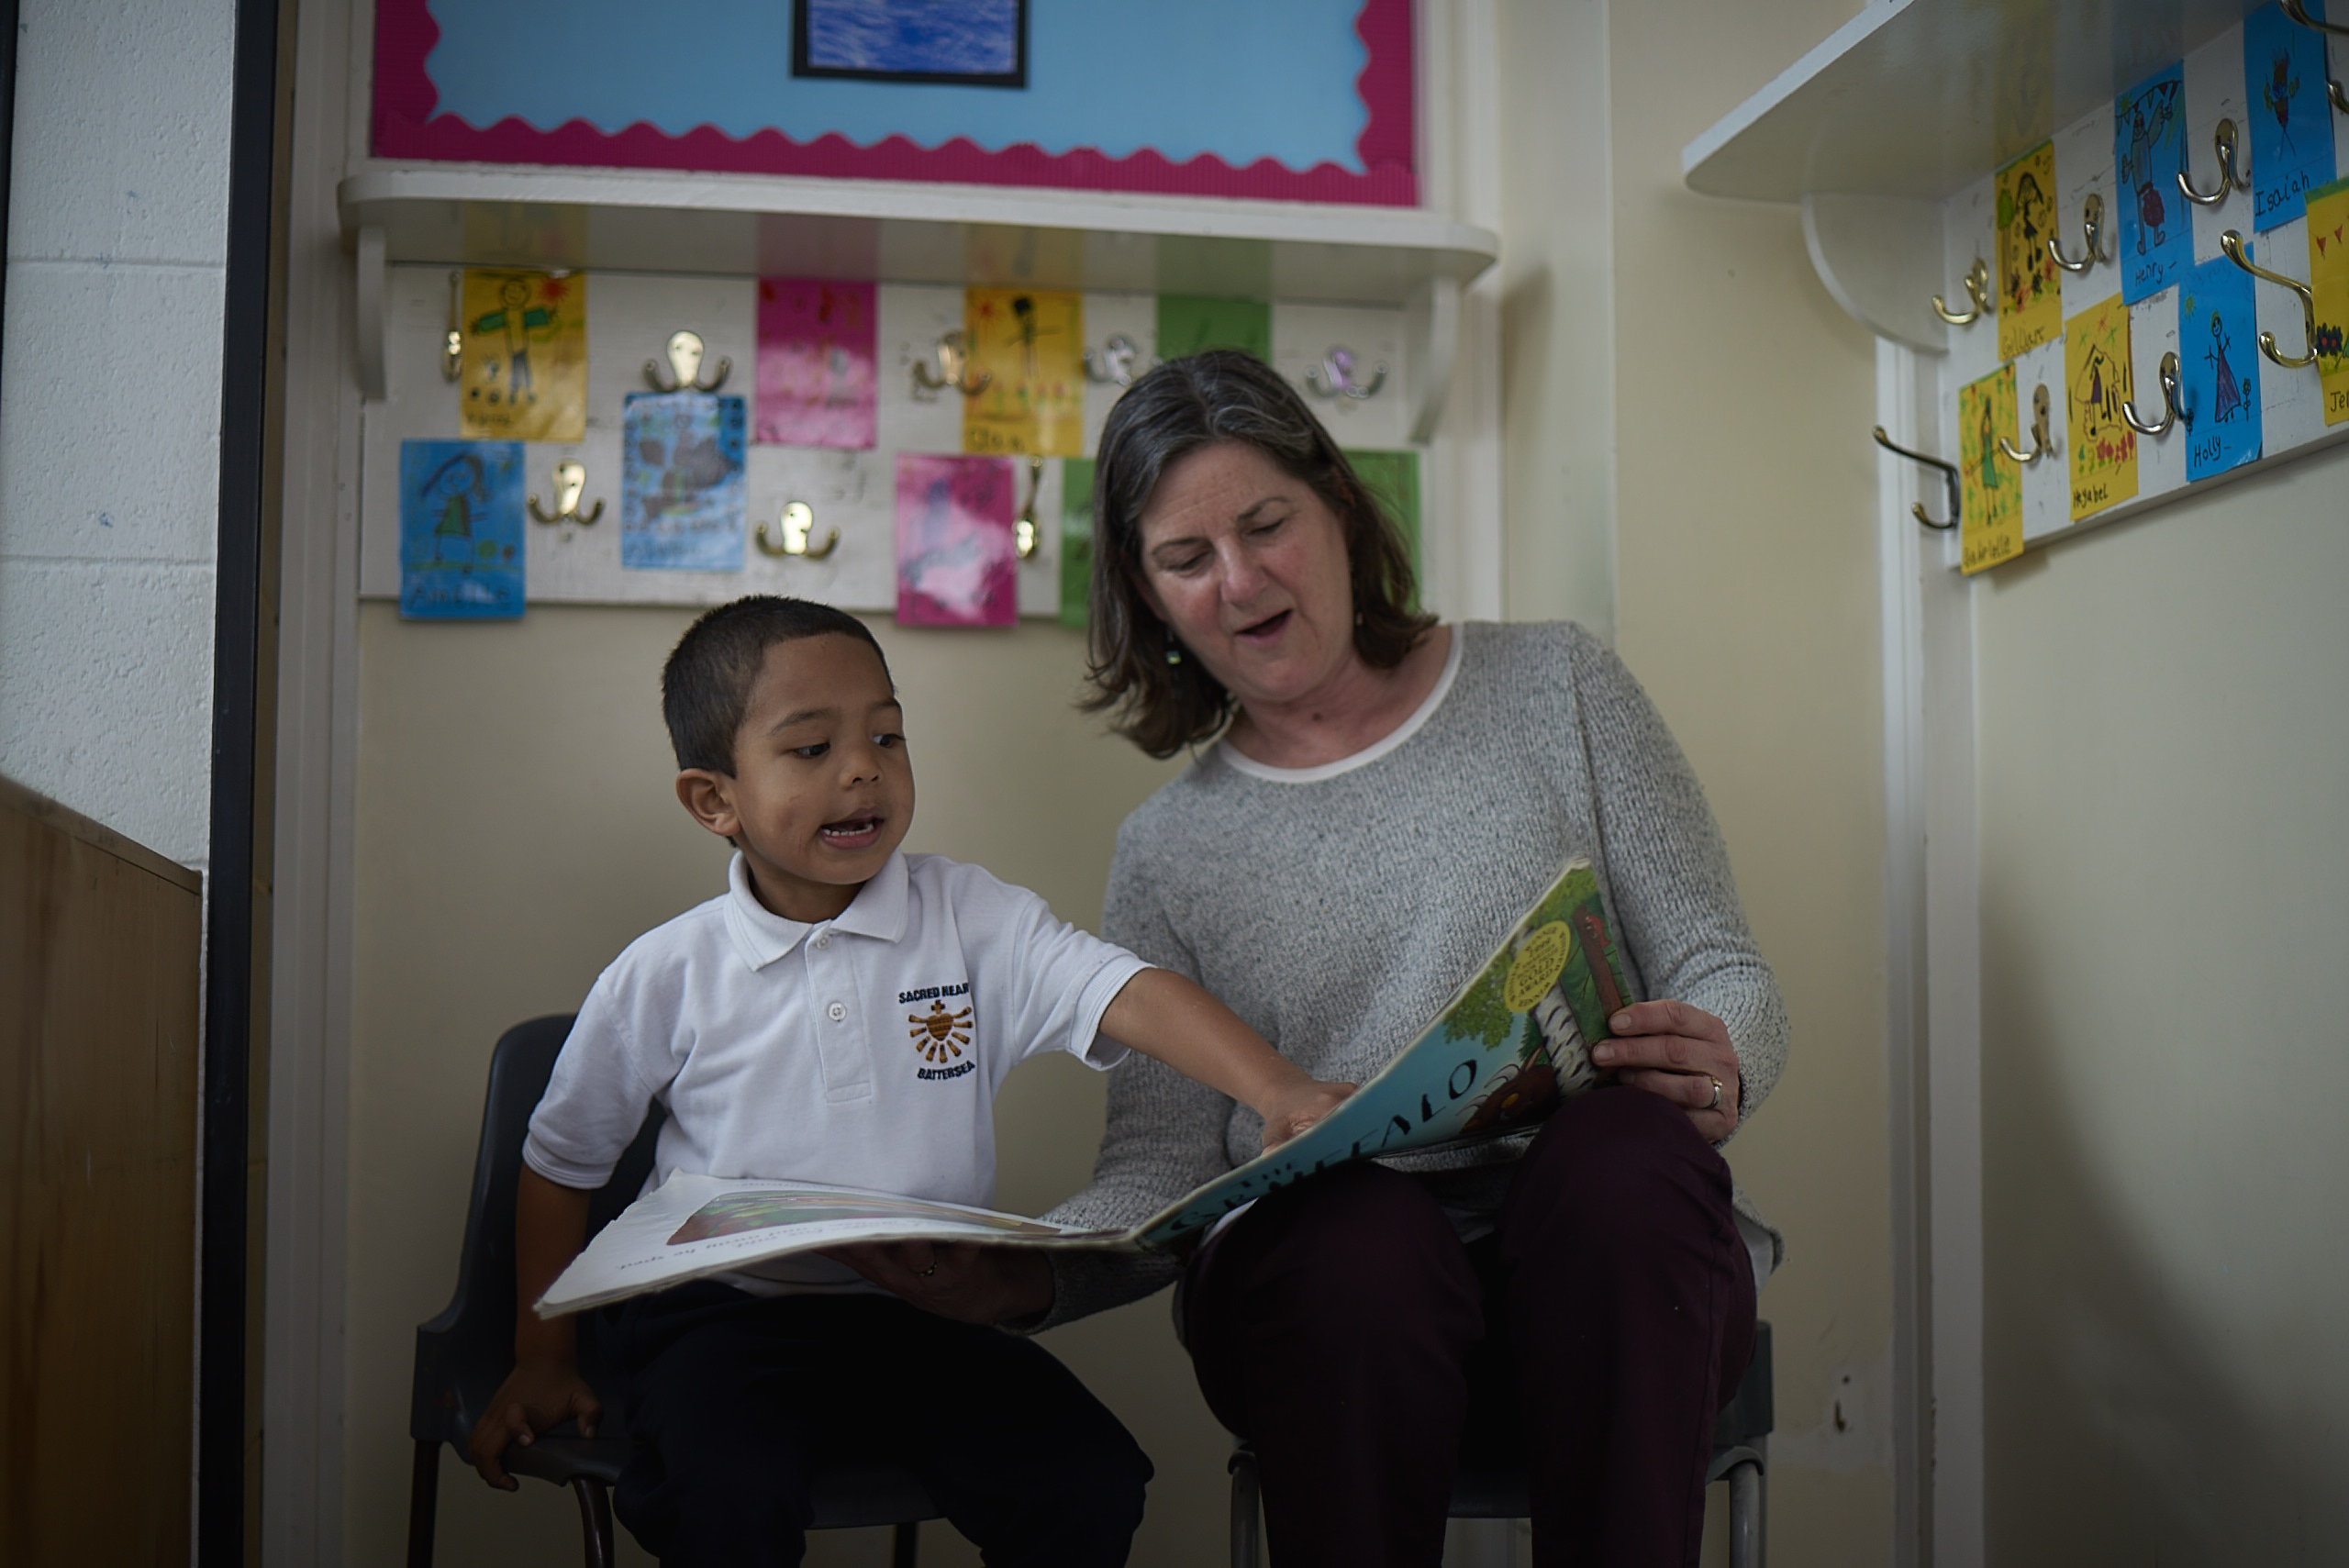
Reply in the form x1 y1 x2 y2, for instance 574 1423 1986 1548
466 1356 603 1491
1257 1078 1356 1151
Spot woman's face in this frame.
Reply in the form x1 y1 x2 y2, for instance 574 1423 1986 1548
1132 439 1361 715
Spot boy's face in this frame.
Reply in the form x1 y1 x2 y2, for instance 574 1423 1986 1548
674 633 914 923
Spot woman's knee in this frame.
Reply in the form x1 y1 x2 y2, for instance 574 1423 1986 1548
1505 1087 1734 1251
1215 1162 1469 1307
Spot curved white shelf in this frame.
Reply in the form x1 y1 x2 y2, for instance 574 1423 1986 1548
338 166 1498 306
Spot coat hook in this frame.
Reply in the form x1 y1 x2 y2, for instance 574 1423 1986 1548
754 500 838 560
2218 230 2320 368
1871 427 1961 531
644 329 730 393
1997 384 2054 464
1932 258 1991 326
1306 347 1387 400
1083 334 1143 387
2178 118 2240 206
2048 193 2111 272
2121 350 2183 436
910 330 991 399
1013 456 1044 561
442 271 462 382
2277 1 2349 110
527 461 604 528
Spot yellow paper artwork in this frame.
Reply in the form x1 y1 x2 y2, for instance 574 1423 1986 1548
1996 141 2064 362
458 270 586 443
962 288 1085 458
1958 364 2025 574
2305 175 2349 427
2064 295 2139 521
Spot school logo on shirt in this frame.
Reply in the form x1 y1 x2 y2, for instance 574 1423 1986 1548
902 984 976 1079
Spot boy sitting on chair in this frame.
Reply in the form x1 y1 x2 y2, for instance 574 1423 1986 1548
466 595 1351 1568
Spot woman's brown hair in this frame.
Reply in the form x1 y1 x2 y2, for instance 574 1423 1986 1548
1080 350 1435 758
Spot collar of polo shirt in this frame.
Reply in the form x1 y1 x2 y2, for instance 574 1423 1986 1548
720 850 911 970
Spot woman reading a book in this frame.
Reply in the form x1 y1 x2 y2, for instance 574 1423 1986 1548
862 350 1785 1567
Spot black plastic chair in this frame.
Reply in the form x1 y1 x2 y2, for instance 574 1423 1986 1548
1228 1320 1773 1568
406 1013 942 1568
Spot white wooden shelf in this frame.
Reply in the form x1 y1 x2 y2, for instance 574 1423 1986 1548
1682 0 2281 205
339 166 1498 304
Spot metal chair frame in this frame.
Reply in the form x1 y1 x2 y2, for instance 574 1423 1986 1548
1228 1321 1773 1568
406 1014 937 1568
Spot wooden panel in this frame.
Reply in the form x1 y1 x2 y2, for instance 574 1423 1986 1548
0 776 201 1564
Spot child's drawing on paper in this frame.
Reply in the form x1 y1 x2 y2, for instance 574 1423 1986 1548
2243 1 2337 229
459 270 586 443
896 452 1017 626
2065 295 2140 520
1998 142 2065 360
2178 254 2264 480
1958 366 2025 574
398 439 524 618
2115 70 2188 303
2305 175 2349 425
755 278 877 449
963 288 1085 458
621 392 748 571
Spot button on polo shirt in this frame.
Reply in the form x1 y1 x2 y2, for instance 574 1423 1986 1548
526 851 1147 1251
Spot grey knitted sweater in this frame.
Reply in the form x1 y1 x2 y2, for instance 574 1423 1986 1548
1033 621 1787 1329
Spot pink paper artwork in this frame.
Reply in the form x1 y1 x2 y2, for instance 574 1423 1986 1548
755 278 877 449
895 454 1017 628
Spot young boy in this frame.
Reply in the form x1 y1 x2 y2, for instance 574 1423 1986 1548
466 595 1349 1567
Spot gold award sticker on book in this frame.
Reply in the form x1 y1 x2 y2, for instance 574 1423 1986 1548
1503 922 1575 1014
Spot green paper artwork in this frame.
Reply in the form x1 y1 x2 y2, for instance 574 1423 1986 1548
1058 457 1097 628
1154 295 1272 364
1346 448 1421 585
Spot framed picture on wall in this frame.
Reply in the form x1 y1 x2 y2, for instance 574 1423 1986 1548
791 0 1029 89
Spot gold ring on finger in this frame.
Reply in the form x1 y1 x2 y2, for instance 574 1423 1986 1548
1705 1075 1723 1112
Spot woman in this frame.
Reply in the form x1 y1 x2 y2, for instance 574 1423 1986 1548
867 351 1784 1566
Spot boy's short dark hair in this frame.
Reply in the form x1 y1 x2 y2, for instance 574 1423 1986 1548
662 596 891 773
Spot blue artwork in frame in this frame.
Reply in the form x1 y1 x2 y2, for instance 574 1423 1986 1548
2178 252 2263 482
2243 0 2337 231
792 0 1028 88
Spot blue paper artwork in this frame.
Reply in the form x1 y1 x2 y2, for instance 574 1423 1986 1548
2244 0 2337 230
2115 65 2190 304
2178 253 2264 481
398 439 525 619
620 392 748 572
798 0 1020 80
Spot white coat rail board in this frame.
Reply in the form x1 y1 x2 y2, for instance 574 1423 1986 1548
339 167 1498 436
1685 0 2349 562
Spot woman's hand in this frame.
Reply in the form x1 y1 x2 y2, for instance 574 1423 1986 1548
466 1356 602 1490
1257 1078 1357 1151
824 1240 1056 1325
1589 999 1742 1142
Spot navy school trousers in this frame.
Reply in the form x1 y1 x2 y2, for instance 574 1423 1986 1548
604 1284 1152 1567
1185 1084 1758 1568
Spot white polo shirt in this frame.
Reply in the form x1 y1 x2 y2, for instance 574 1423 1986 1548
525 851 1149 1291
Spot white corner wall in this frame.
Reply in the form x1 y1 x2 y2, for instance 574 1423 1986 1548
0 0 236 870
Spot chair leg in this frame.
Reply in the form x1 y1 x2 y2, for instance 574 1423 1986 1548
891 1519 919 1568
406 1440 440 1568
573 1477 617 1568
1726 1459 1765 1568
1229 1447 1263 1568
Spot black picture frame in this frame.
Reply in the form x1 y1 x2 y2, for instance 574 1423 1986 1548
791 0 1029 89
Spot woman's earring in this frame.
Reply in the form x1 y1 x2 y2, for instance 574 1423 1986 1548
1165 645 1184 666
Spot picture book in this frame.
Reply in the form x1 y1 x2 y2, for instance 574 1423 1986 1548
538 859 1634 1316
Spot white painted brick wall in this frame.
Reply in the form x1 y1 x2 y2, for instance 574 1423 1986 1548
0 0 236 871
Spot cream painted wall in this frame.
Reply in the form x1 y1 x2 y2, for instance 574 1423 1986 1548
1499 0 1896 1560
342 604 1219 1567
1972 447 2349 1563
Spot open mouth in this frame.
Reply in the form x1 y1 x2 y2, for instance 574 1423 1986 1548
1235 609 1292 642
818 810 885 849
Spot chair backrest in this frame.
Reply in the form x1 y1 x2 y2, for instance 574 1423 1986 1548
408 1014 665 1448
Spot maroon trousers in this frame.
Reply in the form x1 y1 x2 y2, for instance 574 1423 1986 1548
1184 1086 1756 1568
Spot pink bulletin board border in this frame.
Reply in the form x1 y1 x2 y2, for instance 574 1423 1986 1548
373 0 1416 206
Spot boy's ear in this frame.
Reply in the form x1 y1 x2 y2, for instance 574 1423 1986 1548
674 769 740 840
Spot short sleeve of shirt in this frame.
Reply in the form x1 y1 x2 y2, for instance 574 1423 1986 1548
522 961 666 1190
940 862 1150 1075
